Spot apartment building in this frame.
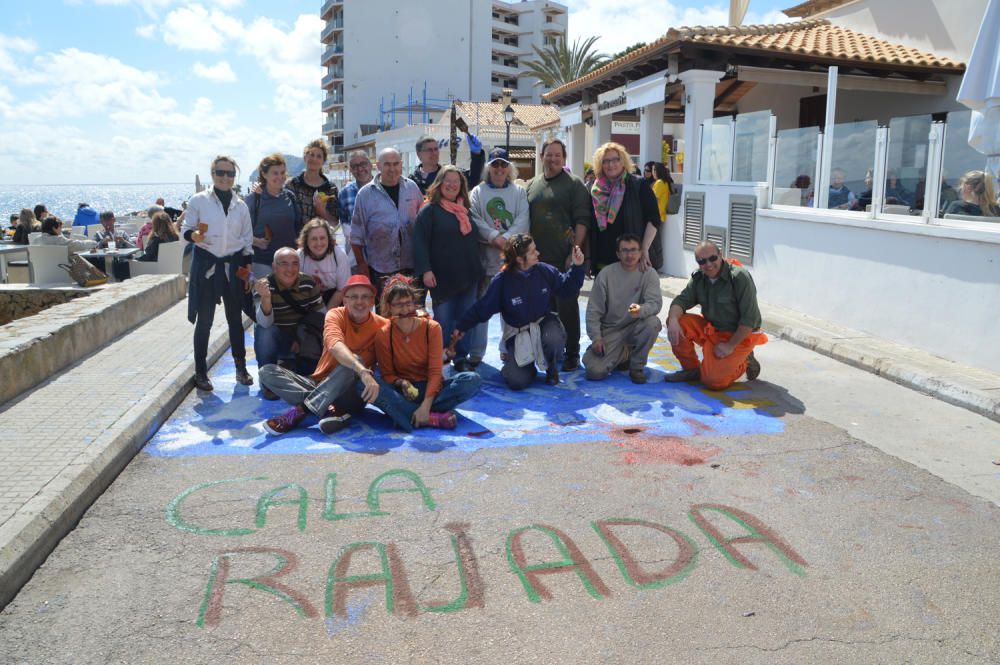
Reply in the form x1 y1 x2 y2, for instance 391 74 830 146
320 0 568 162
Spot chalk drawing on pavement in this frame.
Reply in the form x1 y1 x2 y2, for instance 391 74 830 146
146 316 783 457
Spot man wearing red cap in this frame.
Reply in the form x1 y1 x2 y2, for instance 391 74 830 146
259 274 386 435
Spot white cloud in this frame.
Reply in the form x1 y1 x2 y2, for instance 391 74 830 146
565 0 792 55
237 14 324 88
0 34 38 76
162 4 242 51
136 24 156 39
193 60 236 82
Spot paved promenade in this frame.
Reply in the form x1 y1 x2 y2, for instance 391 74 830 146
1 274 999 617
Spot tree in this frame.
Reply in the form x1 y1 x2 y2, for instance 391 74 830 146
610 42 647 61
520 36 609 90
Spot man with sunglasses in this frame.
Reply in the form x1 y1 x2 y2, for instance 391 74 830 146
664 240 765 389
409 132 485 195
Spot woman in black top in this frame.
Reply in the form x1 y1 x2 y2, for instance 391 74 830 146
943 170 1000 218
589 142 661 273
137 211 179 262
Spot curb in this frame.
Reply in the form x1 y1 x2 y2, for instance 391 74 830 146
0 308 245 611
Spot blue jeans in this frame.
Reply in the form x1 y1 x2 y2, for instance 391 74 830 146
369 372 482 432
468 275 491 361
254 324 317 375
431 283 478 362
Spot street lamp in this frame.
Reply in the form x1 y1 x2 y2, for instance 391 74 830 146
503 104 515 154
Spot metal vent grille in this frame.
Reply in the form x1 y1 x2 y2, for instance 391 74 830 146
705 225 727 256
728 194 756 264
683 191 705 250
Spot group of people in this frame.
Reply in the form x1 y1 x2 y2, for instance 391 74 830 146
6 200 185 280
184 134 766 438
820 167 999 217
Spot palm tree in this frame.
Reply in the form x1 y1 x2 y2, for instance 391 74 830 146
520 36 609 90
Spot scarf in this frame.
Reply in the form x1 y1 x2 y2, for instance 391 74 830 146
439 199 472 235
591 175 626 231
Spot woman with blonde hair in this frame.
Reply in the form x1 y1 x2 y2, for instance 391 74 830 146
589 142 662 273
944 170 999 217
413 164 483 371
296 217 349 309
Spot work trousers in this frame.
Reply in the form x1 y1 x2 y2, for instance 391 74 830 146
583 316 662 380
670 313 767 390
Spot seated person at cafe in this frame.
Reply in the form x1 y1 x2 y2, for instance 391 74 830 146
826 168 855 210
136 211 179 262
254 247 327 397
258 274 386 436
72 203 98 230
583 233 663 385
371 275 482 432
664 240 767 390
943 170 1000 218
90 211 134 280
31 217 97 254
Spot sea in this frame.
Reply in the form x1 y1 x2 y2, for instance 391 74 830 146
0 183 202 222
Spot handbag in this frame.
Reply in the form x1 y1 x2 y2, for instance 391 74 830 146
59 253 108 287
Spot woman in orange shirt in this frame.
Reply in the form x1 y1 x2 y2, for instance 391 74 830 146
372 275 481 431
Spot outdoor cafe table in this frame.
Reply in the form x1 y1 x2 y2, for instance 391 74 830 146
75 247 142 281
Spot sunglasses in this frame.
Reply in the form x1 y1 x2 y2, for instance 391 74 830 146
696 255 719 266
213 169 236 178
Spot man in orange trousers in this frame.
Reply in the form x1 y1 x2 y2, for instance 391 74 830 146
664 241 766 390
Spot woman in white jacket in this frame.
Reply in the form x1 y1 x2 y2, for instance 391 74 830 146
467 147 530 367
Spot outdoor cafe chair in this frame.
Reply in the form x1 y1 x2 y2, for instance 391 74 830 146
130 240 186 276
27 245 72 285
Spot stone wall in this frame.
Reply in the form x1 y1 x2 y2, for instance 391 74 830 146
0 290 90 326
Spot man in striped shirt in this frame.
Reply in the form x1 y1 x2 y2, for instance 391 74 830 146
254 247 326 397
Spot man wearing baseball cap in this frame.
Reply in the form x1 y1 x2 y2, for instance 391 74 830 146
259 273 387 435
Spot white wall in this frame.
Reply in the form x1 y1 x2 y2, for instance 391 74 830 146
820 0 988 63
670 183 1000 372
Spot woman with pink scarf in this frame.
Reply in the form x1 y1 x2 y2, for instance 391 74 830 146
413 165 484 371
589 141 662 274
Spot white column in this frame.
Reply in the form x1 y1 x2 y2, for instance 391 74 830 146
639 100 665 165
677 69 724 185
592 114 612 158
566 123 586 177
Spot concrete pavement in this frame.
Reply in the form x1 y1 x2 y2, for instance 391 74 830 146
1 272 999 623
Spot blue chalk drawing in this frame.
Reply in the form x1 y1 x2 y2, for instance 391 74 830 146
146 312 783 457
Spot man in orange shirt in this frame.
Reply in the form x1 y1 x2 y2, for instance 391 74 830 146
372 276 481 431
259 274 385 435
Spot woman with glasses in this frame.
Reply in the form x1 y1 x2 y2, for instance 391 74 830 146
590 142 662 274
451 233 584 389
368 275 482 431
245 153 303 279
413 165 483 371
468 147 530 369
182 155 255 392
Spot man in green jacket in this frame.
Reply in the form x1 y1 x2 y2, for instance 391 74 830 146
664 240 766 389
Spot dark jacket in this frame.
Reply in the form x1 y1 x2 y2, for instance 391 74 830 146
409 149 486 195
413 203 483 302
590 174 662 271
457 262 584 332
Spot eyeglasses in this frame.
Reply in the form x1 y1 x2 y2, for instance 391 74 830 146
602 157 621 165
344 293 373 301
213 169 236 178
696 255 719 266
349 162 370 170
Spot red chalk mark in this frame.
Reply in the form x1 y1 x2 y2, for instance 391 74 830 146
612 432 722 466
689 504 807 576
683 418 713 435
897 523 924 530
465 430 490 438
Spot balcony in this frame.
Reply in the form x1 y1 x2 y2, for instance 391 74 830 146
322 94 343 113
321 44 343 66
323 120 344 135
321 19 343 44
490 40 522 56
491 62 520 78
321 71 343 88
492 19 523 35
320 0 343 21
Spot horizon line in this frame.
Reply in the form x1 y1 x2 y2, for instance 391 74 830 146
0 182 194 187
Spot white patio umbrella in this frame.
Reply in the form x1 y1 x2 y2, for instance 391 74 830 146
956 0 1000 179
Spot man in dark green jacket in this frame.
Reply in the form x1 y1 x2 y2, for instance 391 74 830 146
664 241 767 389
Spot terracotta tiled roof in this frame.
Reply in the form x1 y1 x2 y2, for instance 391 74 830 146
453 100 559 130
783 0 854 18
544 19 964 102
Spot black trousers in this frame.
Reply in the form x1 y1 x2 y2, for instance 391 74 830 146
192 281 246 375
554 294 580 359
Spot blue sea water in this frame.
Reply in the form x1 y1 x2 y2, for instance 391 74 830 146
0 183 199 222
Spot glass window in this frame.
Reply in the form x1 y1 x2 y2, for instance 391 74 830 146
699 117 733 183
826 120 877 210
772 126 819 207
732 111 770 183
939 110 999 221
883 114 931 215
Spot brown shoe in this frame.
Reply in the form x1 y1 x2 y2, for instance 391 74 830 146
664 368 700 383
745 352 761 381
193 372 214 391
629 368 647 384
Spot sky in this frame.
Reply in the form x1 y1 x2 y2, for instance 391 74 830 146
0 0 792 185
